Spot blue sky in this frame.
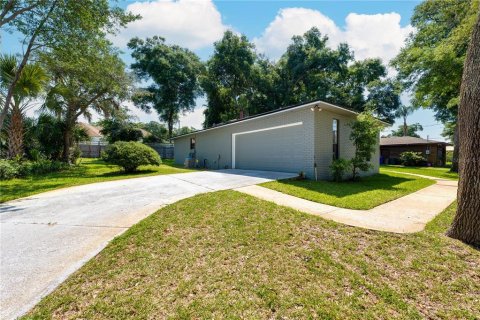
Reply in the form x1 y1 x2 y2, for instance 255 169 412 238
1 0 447 141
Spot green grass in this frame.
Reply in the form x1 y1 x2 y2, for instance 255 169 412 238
0 158 194 203
23 192 478 319
260 171 435 210
381 165 459 180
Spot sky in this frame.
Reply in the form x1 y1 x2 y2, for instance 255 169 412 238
1 0 448 142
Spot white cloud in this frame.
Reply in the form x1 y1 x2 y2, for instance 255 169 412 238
254 8 413 64
254 8 342 59
113 0 228 50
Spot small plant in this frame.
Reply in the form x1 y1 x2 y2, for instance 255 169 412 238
349 112 382 181
329 158 351 182
400 151 426 166
0 160 19 180
102 141 162 173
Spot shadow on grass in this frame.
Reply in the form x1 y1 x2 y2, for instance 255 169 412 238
273 173 416 199
98 169 158 178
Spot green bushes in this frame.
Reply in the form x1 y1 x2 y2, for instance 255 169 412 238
329 158 351 182
102 141 161 173
400 151 426 166
0 159 67 180
0 160 18 180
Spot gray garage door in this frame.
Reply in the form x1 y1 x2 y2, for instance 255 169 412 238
234 123 304 173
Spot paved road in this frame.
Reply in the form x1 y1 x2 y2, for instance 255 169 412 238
0 169 296 319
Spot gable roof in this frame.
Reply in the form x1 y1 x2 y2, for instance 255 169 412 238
174 99 389 139
380 136 448 146
78 122 102 138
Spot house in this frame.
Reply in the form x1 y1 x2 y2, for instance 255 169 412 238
380 136 448 166
173 100 381 180
78 122 104 144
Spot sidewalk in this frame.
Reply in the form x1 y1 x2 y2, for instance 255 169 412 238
235 173 458 233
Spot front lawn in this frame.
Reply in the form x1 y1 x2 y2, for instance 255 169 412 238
260 171 435 210
381 165 459 180
23 192 479 319
0 158 194 203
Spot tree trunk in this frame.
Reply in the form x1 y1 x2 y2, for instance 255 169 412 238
451 125 459 172
403 115 407 136
7 105 24 158
447 11 480 247
62 128 72 163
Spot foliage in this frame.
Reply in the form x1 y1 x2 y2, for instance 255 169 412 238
390 123 423 138
399 151 426 166
0 159 18 180
128 36 203 139
0 158 67 180
0 0 138 130
42 39 132 162
102 141 161 173
329 158 351 182
99 118 143 143
392 0 479 122
174 126 197 136
349 112 383 180
201 31 257 127
0 55 48 158
140 121 168 143
202 28 401 127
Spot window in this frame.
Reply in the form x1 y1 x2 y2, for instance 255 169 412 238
190 137 196 150
332 119 339 160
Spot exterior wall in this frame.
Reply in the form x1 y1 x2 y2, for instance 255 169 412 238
313 110 379 180
380 144 446 166
174 106 316 178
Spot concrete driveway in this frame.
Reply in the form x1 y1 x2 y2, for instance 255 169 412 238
0 169 296 320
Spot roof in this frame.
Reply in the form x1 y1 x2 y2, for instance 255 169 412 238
78 122 102 138
78 122 151 138
173 99 389 139
380 136 448 146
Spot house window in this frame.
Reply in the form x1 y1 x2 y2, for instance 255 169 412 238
332 119 339 160
190 137 196 150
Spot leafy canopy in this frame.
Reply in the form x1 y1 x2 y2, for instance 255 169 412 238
128 36 203 138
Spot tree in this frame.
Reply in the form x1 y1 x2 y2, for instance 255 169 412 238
202 31 256 127
42 40 132 162
392 0 479 172
0 0 138 131
390 123 423 138
99 118 143 144
128 36 203 140
174 126 197 136
140 121 168 143
276 28 400 122
447 10 480 246
394 105 416 136
349 112 383 180
0 55 48 158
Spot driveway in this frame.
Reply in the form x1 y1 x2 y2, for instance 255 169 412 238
0 169 296 320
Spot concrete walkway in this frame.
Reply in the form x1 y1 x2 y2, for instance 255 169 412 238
235 173 457 233
0 169 296 320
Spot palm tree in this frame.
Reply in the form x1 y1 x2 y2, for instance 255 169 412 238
0 55 48 158
395 105 415 136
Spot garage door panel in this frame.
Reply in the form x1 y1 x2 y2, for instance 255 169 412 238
234 124 304 173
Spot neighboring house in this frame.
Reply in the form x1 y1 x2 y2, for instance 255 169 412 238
78 122 105 144
173 100 381 180
380 136 448 166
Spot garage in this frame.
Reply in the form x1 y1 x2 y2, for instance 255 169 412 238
233 122 305 173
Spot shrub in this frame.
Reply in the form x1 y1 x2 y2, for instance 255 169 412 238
102 141 162 173
400 151 426 166
0 160 19 180
329 158 351 182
